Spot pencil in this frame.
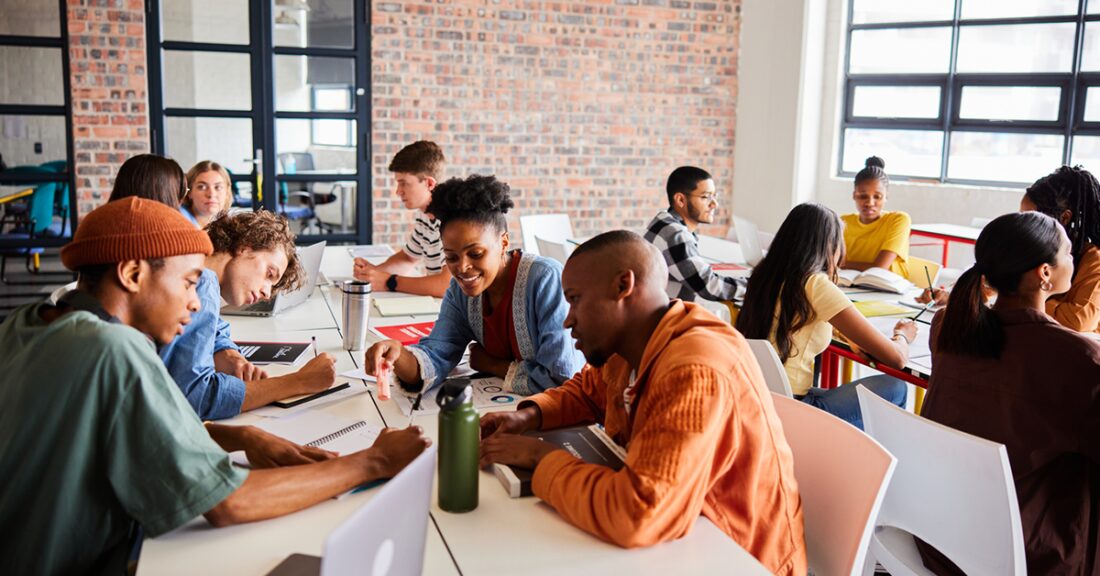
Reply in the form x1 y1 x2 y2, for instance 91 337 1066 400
311 336 318 358
407 392 423 428
923 265 934 292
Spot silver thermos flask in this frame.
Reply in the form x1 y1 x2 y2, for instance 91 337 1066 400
341 280 373 350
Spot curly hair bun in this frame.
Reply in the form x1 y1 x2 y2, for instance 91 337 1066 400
864 156 886 170
427 174 515 228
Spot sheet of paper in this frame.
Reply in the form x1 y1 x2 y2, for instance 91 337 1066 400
374 295 441 317
349 245 395 259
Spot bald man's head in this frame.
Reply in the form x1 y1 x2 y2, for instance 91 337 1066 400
566 230 669 294
561 230 671 367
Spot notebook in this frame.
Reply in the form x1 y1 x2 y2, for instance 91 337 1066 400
853 300 916 318
373 296 441 317
250 411 383 457
493 424 626 498
236 341 311 365
837 267 914 294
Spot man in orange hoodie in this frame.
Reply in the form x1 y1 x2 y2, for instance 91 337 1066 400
480 230 807 575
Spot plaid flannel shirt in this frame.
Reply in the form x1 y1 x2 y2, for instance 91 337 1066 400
643 209 745 302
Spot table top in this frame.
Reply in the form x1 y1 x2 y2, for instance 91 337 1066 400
910 223 982 242
139 245 769 576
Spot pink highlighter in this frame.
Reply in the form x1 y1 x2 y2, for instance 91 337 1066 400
376 360 392 401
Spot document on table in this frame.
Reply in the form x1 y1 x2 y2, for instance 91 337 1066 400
348 245 395 259
374 295 441 317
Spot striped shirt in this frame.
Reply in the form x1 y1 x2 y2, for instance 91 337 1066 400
403 214 444 274
644 209 745 302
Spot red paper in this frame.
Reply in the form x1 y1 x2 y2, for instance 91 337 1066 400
372 321 436 345
711 263 748 271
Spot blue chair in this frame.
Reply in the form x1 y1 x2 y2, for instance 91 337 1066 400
0 176 61 285
277 152 336 234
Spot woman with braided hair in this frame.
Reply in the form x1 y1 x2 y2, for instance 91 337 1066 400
1020 165 1100 333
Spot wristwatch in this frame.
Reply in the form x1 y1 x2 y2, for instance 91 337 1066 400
386 274 398 292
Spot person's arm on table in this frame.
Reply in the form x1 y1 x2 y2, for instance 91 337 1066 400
205 423 336 468
478 365 606 439
239 353 338 412
203 426 430 526
483 365 733 548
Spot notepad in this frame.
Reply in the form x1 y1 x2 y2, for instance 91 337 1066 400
253 412 382 456
373 296 441 317
853 300 915 318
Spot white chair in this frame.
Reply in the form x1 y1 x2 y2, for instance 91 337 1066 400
746 339 793 397
856 386 1026 576
535 236 569 265
520 214 573 256
771 393 896 576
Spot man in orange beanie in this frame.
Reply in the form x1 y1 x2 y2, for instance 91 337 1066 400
0 197 430 576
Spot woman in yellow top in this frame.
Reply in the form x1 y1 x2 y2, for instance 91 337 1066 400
840 156 911 278
736 203 917 430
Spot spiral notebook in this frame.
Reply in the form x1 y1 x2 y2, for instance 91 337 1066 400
247 412 382 459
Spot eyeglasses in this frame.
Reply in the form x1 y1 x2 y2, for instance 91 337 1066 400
692 193 719 204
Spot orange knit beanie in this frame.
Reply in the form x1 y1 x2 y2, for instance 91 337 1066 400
60 197 213 270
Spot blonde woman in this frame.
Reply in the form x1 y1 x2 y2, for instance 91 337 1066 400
183 160 234 228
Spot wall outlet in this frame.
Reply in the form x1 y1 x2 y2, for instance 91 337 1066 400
34 142 42 154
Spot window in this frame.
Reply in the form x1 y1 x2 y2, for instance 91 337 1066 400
0 0 76 247
841 0 1100 185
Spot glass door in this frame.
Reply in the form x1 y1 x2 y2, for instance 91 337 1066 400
148 0 371 244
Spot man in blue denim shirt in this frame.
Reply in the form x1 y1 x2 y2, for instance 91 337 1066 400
160 210 339 420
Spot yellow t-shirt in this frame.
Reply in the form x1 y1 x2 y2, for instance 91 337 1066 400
841 211 911 278
769 273 852 396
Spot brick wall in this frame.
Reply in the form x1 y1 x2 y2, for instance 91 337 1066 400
67 0 149 217
370 0 741 246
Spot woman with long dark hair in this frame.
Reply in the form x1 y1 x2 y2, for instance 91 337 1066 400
919 211 1100 574
736 202 915 429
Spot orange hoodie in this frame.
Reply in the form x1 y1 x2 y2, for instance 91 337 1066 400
527 301 807 575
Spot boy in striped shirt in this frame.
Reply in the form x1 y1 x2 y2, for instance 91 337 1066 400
353 141 452 297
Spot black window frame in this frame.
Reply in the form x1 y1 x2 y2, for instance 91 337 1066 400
0 0 78 250
840 0 1100 187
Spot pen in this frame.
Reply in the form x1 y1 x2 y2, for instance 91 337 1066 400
407 392 423 428
912 299 936 323
311 336 318 358
923 266 934 294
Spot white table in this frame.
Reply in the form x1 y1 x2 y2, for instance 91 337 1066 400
910 223 982 266
139 245 771 576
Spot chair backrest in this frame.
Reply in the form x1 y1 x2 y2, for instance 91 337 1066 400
535 236 569 264
520 213 573 256
746 339 793 397
856 386 1026 575
771 393 896 576
906 256 941 289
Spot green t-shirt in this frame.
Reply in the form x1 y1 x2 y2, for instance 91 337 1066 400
0 302 248 576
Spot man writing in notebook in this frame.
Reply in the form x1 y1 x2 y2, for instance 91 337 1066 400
0 198 430 576
353 140 452 297
479 231 806 575
644 165 745 302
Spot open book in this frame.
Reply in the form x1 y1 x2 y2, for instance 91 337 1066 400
837 267 914 294
493 424 626 498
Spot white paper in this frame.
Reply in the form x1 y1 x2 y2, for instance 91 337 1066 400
389 377 519 418
250 383 369 418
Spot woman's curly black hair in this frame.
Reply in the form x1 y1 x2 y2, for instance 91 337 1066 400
427 174 515 233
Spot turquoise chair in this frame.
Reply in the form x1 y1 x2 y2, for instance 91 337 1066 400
1 168 61 285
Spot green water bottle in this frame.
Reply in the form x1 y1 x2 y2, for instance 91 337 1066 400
437 379 479 512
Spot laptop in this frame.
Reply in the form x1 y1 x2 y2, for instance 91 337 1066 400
266 445 438 576
222 241 326 317
732 216 765 267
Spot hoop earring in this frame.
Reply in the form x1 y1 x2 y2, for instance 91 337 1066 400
1040 279 1053 291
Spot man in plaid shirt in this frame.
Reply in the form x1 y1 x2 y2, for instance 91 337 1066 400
644 166 746 303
